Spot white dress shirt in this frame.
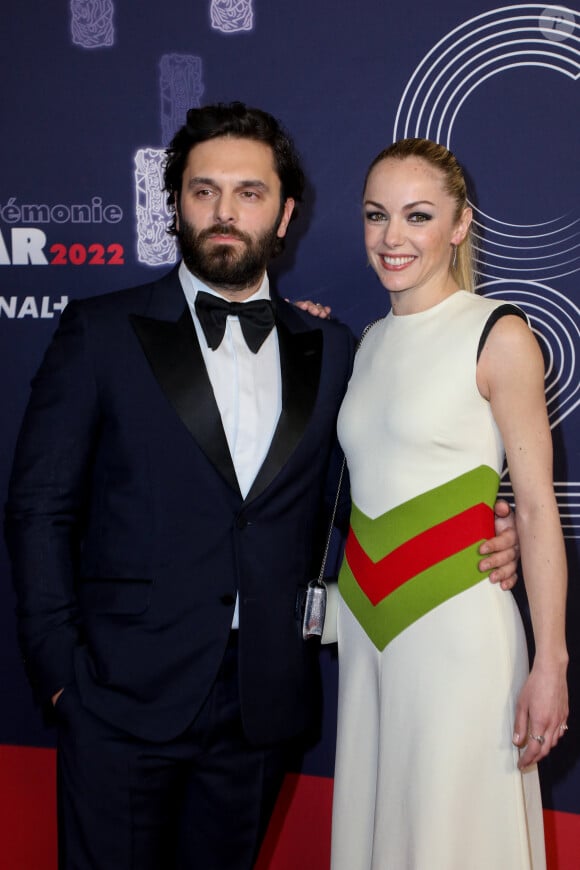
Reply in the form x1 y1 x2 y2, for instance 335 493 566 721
179 261 282 627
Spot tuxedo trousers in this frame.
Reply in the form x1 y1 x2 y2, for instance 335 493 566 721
55 634 299 870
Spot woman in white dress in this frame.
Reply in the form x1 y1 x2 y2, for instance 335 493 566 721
331 138 569 869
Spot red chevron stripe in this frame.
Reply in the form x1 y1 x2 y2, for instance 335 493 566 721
345 503 495 606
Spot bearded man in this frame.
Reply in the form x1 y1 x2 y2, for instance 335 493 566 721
5 102 519 870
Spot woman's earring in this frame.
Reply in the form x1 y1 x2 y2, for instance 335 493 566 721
452 244 457 270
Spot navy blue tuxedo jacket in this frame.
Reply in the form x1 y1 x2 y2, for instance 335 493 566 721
5 266 355 745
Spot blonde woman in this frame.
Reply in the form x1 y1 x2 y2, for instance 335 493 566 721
332 139 568 869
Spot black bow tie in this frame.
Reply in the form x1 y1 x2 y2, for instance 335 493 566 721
194 291 276 354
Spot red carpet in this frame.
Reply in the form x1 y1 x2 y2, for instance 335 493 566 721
1 745 578 869
0 745 57 870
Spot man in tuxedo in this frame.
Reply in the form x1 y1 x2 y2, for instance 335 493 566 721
5 102 519 870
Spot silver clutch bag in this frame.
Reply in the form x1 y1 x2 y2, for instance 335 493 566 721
302 461 345 641
302 579 328 640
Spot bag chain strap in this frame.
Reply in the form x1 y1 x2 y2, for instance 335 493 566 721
313 318 383 585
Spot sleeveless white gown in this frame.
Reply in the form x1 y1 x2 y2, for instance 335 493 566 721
332 291 545 870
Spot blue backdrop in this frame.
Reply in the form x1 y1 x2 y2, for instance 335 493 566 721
2 0 579 839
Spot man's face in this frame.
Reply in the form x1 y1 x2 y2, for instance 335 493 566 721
176 136 295 299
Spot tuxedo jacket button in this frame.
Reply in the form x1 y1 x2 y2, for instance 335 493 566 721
235 515 248 529
220 594 235 606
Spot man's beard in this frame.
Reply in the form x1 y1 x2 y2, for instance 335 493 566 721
177 215 282 294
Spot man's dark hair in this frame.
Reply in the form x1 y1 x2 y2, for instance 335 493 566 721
164 101 305 237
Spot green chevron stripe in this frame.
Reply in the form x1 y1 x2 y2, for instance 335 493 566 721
339 541 486 650
340 465 500 650
349 465 499 559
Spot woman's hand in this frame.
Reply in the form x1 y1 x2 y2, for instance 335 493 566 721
513 660 569 769
290 299 332 319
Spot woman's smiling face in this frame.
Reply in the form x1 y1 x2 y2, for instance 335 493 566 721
363 155 471 311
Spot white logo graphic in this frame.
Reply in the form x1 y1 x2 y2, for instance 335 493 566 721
160 54 204 146
484 283 579 430
393 5 580 282
0 229 48 265
484 283 580 538
539 6 576 41
0 296 68 319
134 54 205 266
0 196 122 225
210 0 254 33
134 149 177 267
393 5 580 536
70 0 115 48
394 5 579 143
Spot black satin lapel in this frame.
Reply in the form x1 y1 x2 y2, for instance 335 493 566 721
130 308 241 495
246 320 322 502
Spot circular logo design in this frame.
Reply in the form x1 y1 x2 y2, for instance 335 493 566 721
539 6 576 41
393 4 580 282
